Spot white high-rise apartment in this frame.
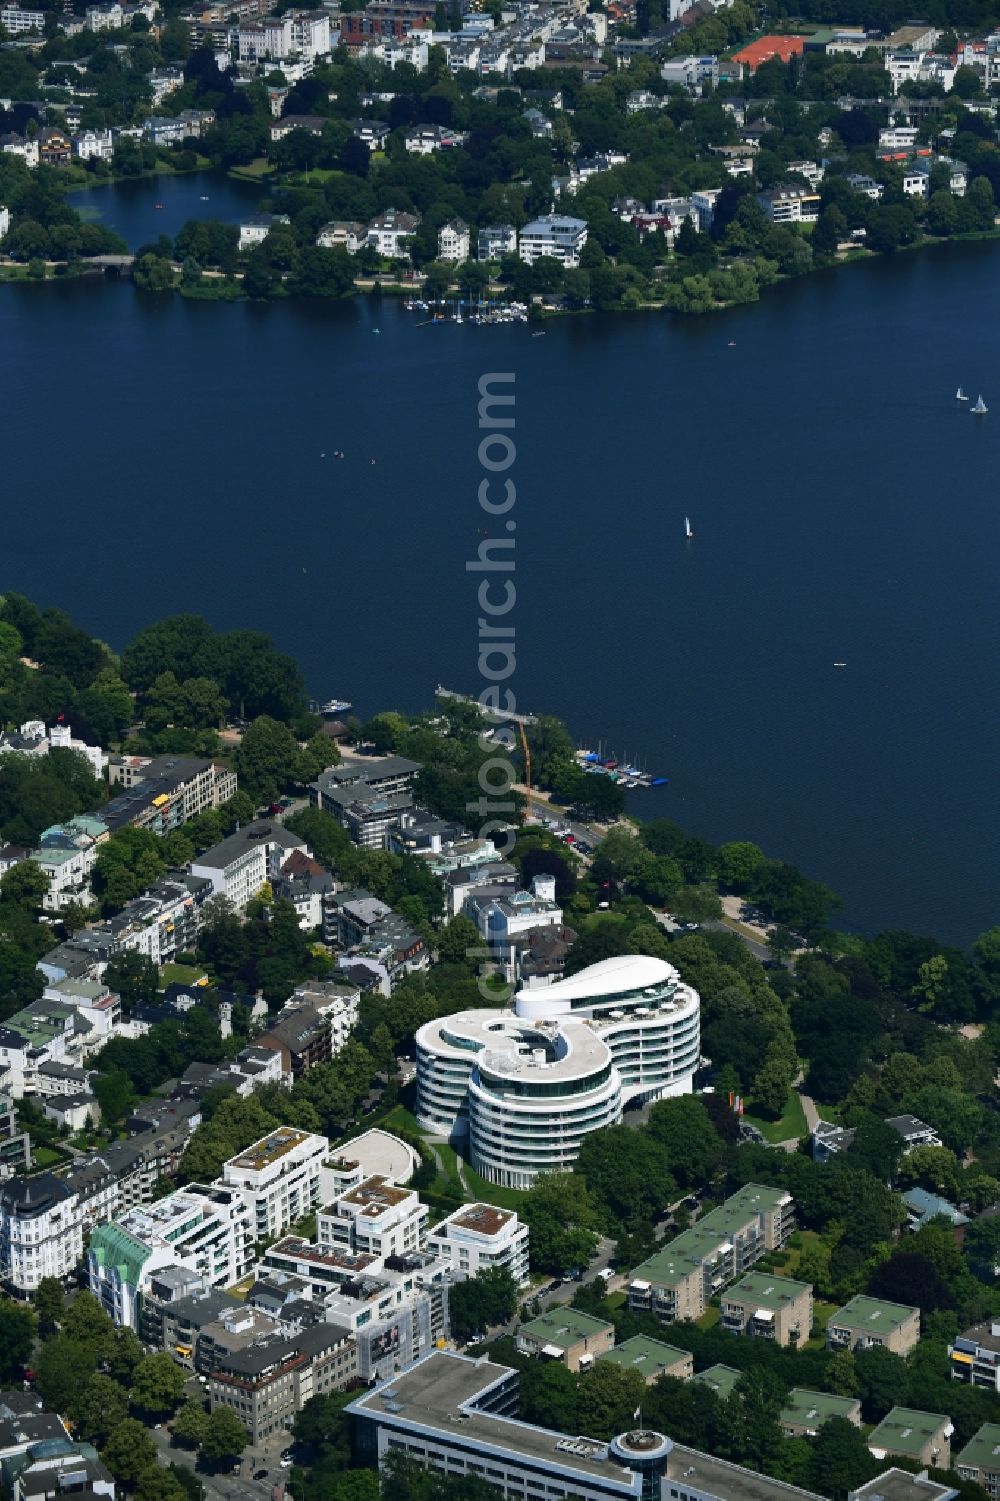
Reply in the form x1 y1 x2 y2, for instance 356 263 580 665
221 1127 328 1243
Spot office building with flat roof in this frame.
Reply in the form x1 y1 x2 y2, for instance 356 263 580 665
416 957 701 1188
720 1273 813 1348
517 1309 615 1372
826 1296 920 1357
348 1349 907 1501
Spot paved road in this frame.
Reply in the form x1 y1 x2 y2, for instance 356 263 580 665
520 790 609 854
148 1387 292 1501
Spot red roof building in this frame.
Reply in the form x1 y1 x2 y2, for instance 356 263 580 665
732 34 807 70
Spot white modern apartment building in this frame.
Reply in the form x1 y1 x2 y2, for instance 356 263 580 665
417 956 700 1188
190 819 308 912
478 224 517 261
518 214 588 267
0 1173 83 1294
438 219 470 260
289 9 330 56
417 1010 622 1190
516 955 701 1104
221 1127 328 1243
317 1174 428 1264
427 1202 530 1286
88 1183 255 1327
31 815 108 911
0 5 45 31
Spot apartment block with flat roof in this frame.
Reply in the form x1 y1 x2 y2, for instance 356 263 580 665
88 1183 254 1327
317 1175 428 1265
516 1308 615 1372
628 1185 794 1324
598 1335 692 1385
956 1423 1000 1496
721 1273 813 1348
826 1296 920 1357
867 1408 953 1470
780 1389 861 1438
221 1127 328 1243
426 1203 530 1287
950 1321 1000 1391
690 1364 741 1400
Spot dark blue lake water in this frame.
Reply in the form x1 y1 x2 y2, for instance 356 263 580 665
3 206 999 945
70 168 263 249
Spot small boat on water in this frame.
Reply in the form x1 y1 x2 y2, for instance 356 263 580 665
956 386 969 401
834 662 847 668
973 394 988 415
320 698 352 716
154 202 164 210
685 516 693 540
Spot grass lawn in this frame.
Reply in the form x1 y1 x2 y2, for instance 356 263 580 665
459 1156 528 1212
371 1102 424 1138
606 1290 627 1311
806 1299 838 1348
697 1305 721 1330
743 1087 808 1144
30 1145 70 1170
229 158 273 181
292 168 341 183
159 962 208 988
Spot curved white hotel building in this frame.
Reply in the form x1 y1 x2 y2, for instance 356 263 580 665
415 955 700 1189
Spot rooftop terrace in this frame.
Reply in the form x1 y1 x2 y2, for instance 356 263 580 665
229 1127 311 1172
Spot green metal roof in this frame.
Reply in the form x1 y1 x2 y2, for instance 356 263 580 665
88 1221 154 1287
630 1184 789 1290
724 1272 812 1310
957 1424 1000 1474
598 1336 690 1380
781 1389 861 1430
690 1364 741 1400
519 1307 613 1349
830 1295 918 1334
868 1408 950 1457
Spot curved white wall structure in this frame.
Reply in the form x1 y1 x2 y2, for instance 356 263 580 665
415 955 701 1188
515 954 701 1105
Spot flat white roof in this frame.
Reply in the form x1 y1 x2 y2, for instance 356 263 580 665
327 1128 418 1185
515 954 678 1005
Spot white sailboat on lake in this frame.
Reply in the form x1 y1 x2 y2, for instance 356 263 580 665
956 386 969 402
972 394 988 415
685 516 693 540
